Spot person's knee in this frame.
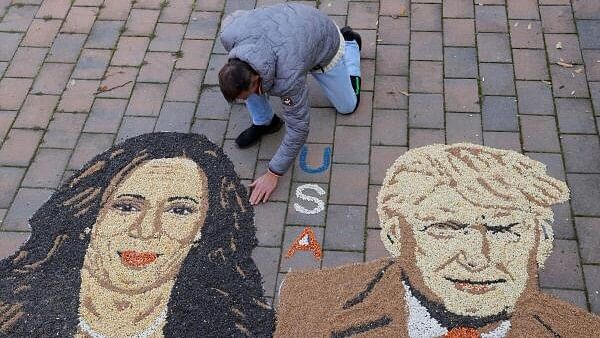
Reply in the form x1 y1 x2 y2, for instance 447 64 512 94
335 96 357 114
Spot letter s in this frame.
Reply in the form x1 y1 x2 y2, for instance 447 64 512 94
293 184 326 215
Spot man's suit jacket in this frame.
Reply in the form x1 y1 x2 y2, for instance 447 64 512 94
275 258 600 337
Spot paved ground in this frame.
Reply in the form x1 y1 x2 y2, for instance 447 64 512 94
0 0 599 313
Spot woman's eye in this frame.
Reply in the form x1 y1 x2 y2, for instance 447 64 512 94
113 203 138 212
168 206 194 215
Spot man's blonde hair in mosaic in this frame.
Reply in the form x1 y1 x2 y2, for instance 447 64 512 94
377 143 570 268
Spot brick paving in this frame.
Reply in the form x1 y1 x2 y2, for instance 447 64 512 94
0 0 598 313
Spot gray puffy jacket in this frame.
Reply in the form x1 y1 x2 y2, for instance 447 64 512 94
220 4 340 174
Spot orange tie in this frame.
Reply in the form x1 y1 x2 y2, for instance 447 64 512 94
444 327 480 338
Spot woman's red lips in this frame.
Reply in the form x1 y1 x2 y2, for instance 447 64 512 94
118 251 158 268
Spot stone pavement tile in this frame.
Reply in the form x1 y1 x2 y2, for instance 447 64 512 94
480 63 516 96
293 143 332 183
132 0 162 8
22 148 71 188
446 113 483 144
329 164 368 205
482 96 519 131
252 246 279 297
568 174 600 216
112 37 150 67
520 115 561 152
541 289 588 311
222 139 257 179
442 0 473 18
374 76 408 109
556 98 596 134
410 32 443 61
550 65 590 98
203 54 227 86
477 33 511 62
539 240 585 289
125 83 167 116
75 0 103 5
561 135 600 173
333 126 370 164
31 63 73 95
185 11 220 39
318 0 350 15
372 109 407 146
376 45 408 76
279 225 324 272
0 32 22 61
99 0 132 20
86 20 124 49
527 152 566 181
286 183 327 225
58 79 100 113
324 205 366 251
72 49 112 79
84 98 127 133
138 52 175 83
583 265 600 313
347 2 378 30
0 78 33 110
61 7 98 34
444 47 478 78
46 34 87 63
575 217 600 264
177 39 212 70
409 129 445 149
552 202 575 239
5 47 46 78
409 93 444 128
0 167 25 208
21 19 61 47
443 19 475 47
96 66 138 98
377 17 409 45
411 4 441 31
361 59 375 92
593 83 600 114
68 133 114 170
516 81 554 115
367 185 381 229
0 129 42 166
154 101 195 132
149 23 185 52
322 251 363 268
0 5 37 32
124 9 159 36
258 128 284 160
366 229 389 261
409 61 443 93
194 0 225 11
354 29 376 59
583 50 600 82
36 0 71 19
0 62 6 77
483 132 522 152
513 49 549 81
116 116 157 142
475 5 507 33
41 113 86 149
379 0 407 16
2 188 53 231
308 76 333 108
196 87 231 120
509 20 544 49
191 119 227 146
307 108 335 143
507 0 539 20
545 34 583 64
13 94 58 129
444 79 480 112
370 146 407 185
573 0 600 19
160 0 194 23
337 91 373 127
0 111 17 144
540 5 576 34
255 160 291 202
0 232 30 259
225 104 251 139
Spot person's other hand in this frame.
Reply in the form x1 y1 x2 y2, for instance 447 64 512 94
249 171 279 205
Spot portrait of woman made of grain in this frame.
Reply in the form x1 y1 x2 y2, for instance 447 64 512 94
0 132 275 337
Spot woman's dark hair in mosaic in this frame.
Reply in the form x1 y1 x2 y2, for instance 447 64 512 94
0 132 275 337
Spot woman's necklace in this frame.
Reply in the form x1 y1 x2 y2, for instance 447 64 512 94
78 307 168 338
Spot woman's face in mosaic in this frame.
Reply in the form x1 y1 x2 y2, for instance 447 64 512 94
85 158 209 292
403 187 540 317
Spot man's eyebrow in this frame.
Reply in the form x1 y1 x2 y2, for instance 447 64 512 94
116 193 145 200
167 196 199 204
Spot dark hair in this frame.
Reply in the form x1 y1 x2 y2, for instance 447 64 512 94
218 58 259 102
0 132 275 337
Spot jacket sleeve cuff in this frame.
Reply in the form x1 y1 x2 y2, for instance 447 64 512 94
267 165 285 177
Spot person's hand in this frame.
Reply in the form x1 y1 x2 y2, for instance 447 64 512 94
249 171 280 205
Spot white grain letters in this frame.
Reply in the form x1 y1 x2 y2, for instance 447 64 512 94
294 184 326 215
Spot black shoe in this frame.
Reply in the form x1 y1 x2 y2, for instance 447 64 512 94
235 115 283 148
350 75 361 112
341 26 362 51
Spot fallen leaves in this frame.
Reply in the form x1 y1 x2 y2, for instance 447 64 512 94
555 41 563 49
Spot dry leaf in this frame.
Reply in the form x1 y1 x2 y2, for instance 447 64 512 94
556 61 574 68
555 41 563 49
514 22 519 27
542 80 552 85
571 90 576 96
574 68 584 74
98 85 108 92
